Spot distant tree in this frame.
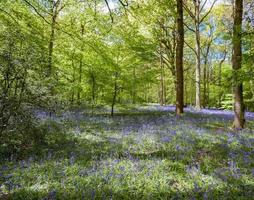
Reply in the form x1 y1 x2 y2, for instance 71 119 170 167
201 23 215 107
183 0 217 110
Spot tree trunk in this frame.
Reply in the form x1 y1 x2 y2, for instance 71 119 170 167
175 0 184 115
71 56 76 104
91 73 96 104
48 15 56 76
232 0 245 129
48 0 61 77
132 67 136 104
203 41 212 108
195 1 201 110
218 50 227 107
77 59 82 103
159 50 165 106
218 61 222 107
111 73 118 117
203 60 207 107
207 68 210 107
185 78 188 106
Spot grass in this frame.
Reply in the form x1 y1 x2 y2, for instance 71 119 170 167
0 105 254 199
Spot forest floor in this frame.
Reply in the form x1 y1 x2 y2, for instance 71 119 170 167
0 105 254 199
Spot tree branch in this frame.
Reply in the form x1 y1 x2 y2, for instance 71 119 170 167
104 0 114 23
118 0 128 7
183 2 195 19
200 0 209 13
22 0 51 24
0 8 19 24
184 40 198 56
183 22 195 32
200 0 217 24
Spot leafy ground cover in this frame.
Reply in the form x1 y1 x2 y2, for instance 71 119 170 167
0 105 254 199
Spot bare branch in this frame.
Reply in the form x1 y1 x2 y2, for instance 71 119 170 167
22 0 51 24
104 0 114 23
22 0 52 15
0 8 19 24
118 0 128 7
183 22 195 32
161 54 171 64
200 0 209 13
184 40 198 56
200 0 217 24
220 49 227 65
183 2 195 19
56 3 66 16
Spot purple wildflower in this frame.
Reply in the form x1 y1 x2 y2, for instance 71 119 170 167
91 189 95 200
69 152 76 165
161 136 171 143
48 190 57 200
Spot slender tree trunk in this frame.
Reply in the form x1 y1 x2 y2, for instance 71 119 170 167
170 27 177 104
218 63 222 107
77 59 82 103
232 0 245 129
203 42 212 108
207 69 210 107
48 15 56 76
164 74 167 105
159 50 165 106
48 0 62 77
185 78 188 106
203 61 207 107
89 72 96 115
218 51 227 107
111 73 118 117
195 1 201 110
77 24 84 104
250 80 254 101
175 0 184 115
47 0 62 116
132 67 136 104
71 57 76 104
91 73 96 104
48 4 57 113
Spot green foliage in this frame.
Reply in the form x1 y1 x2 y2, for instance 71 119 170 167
221 94 233 110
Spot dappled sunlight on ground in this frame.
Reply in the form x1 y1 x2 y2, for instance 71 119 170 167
1 105 254 199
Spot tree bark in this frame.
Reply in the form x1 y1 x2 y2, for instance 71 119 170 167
77 59 82 103
175 0 184 115
232 0 245 129
132 67 136 104
159 48 166 106
203 60 207 107
48 0 61 76
202 33 213 108
71 52 76 103
91 72 96 104
195 1 201 110
218 50 227 107
48 21 55 77
111 72 118 117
